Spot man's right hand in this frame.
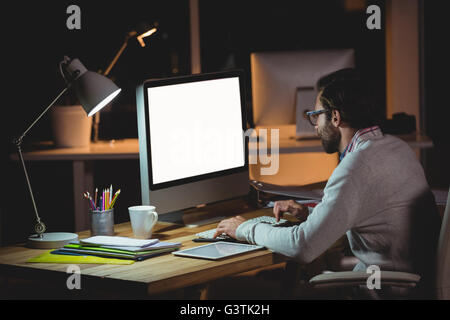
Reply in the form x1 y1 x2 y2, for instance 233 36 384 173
273 200 309 223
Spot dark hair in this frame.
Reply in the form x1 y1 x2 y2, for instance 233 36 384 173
317 68 381 129
316 68 360 91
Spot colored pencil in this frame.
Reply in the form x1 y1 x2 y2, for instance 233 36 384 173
110 185 113 207
83 192 96 210
84 191 95 210
109 189 121 209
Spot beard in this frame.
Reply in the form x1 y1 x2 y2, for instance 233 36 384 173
318 121 341 154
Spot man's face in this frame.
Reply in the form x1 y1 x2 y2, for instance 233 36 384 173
314 93 341 154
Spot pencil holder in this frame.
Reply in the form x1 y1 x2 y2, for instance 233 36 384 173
90 209 114 236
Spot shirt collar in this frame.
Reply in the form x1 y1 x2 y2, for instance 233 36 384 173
339 125 382 161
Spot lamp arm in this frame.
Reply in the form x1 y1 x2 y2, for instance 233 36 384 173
15 143 46 237
13 86 69 238
15 86 69 143
103 31 137 77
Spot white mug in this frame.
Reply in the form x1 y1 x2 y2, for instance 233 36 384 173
128 205 158 239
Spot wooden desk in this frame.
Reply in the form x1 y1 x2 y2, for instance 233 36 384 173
0 208 289 299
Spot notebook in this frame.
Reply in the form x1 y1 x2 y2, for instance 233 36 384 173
80 236 159 248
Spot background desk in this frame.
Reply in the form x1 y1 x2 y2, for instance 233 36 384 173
0 207 290 299
11 128 433 231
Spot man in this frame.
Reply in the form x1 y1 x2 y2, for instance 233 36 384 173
214 69 440 298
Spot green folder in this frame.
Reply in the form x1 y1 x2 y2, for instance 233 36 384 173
27 250 135 265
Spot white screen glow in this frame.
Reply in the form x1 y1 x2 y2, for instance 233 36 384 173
147 77 245 184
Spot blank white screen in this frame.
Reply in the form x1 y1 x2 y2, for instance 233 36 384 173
147 77 245 185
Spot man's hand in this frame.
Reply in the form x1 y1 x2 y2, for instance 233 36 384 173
273 200 309 222
213 216 246 239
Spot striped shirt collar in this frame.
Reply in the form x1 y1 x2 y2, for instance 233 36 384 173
340 125 382 161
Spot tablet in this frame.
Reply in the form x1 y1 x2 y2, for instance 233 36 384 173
172 242 265 260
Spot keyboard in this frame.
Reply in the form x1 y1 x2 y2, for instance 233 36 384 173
195 215 289 241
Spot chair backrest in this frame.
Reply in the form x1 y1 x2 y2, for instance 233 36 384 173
436 187 450 299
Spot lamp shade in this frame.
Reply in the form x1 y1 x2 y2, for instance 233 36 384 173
63 57 121 116
74 71 122 116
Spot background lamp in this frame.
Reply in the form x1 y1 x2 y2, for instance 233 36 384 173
93 22 158 142
13 56 121 249
136 27 157 47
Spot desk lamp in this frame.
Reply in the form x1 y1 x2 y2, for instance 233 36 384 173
93 22 158 142
13 56 121 248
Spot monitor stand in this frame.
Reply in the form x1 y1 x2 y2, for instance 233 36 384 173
184 215 228 228
158 196 252 227
158 211 236 227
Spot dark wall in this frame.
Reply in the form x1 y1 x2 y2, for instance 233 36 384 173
423 1 449 189
2 0 191 143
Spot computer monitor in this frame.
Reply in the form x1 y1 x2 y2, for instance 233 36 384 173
250 49 355 138
136 71 249 216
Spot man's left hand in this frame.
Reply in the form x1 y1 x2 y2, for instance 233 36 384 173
213 216 246 239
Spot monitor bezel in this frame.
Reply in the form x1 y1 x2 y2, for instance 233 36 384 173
142 70 249 191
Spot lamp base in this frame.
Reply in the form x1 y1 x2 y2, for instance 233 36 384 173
27 232 78 249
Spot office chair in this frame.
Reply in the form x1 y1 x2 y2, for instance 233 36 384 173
309 187 450 299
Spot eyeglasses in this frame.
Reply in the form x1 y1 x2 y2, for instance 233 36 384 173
303 109 330 126
304 107 341 126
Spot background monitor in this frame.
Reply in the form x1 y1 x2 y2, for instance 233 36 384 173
250 49 355 131
136 71 249 216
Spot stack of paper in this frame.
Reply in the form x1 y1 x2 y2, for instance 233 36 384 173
56 236 182 261
80 236 159 248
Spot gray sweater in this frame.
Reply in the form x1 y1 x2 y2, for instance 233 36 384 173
236 129 439 275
